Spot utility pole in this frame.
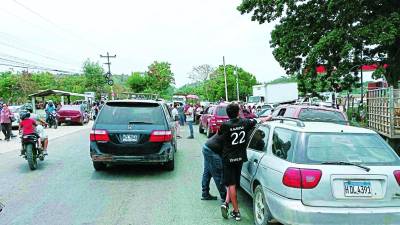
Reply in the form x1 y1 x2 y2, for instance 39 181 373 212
223 56 228 102
100 52 116 100
360 48 364 107
235 65 239 102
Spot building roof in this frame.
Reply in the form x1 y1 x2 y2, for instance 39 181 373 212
28 89 86 98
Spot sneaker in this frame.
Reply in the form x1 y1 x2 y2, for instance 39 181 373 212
201 194 218 200
43 151 48 156
230 211 241 221
220 202 229 219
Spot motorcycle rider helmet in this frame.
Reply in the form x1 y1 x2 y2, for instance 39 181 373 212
48 100 54 107
19 110 30 120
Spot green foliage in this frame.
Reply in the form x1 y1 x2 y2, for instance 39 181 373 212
82 59 107 96
126 61 175 99
267 76 297 84
127 72 147 93
238 0 400 89
176 65 257 101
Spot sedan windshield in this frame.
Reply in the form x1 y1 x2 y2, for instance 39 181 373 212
301 133 400 165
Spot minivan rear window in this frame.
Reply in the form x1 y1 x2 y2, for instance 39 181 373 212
97 103 165 125
216 106 227 116
302 133 400 165
299 109 346 124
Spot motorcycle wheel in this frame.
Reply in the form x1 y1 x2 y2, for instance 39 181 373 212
54 120 58 129
26 144 38 170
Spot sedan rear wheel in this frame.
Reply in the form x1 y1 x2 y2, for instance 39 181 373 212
206 126 213 138
199 123 204 134
254 185 274 225
93 162 106 171
165 157 174 171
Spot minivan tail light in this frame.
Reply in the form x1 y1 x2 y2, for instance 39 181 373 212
90 130 110 142
283 168 322 189
149 130 172 142
394 170 400 185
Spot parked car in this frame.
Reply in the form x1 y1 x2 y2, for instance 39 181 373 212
241 119 400 225
272 104 348 125
57 105 89 126
90 100 177 171
9 105 23 129
256 108 273 119
199 103 255 137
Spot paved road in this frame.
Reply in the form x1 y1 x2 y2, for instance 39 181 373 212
0 125 254 225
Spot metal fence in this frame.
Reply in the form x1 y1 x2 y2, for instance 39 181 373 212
367 87 400 138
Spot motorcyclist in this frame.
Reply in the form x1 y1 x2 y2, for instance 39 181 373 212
45 100 56 124
19 111 37 155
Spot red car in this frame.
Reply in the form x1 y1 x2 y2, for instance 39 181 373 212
57 105 89 126
199 104 255 138
271 104 348 125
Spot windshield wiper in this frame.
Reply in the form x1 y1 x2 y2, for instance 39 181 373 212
128 121 153 124
322 161 370 172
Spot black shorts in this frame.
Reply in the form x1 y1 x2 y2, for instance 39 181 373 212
223 162 243 186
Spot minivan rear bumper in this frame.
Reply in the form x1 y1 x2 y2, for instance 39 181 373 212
90 142 174 165
265 188 400 225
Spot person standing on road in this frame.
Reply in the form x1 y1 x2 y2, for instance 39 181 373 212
186 104 195 139
219 103 268 221
177 103 185 126
201 132 226 201
171 104 181 139
0 104 12 141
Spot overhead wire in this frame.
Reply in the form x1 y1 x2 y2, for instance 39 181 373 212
12 0 104 52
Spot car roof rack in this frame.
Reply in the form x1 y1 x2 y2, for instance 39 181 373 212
121 92 159 100
272 117 305 127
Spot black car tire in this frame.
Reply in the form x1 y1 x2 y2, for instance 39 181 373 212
57 121 62 126
199 123 204 134
93 162 106 171
165 158 174 171
253 185 274 225
206 126 213 138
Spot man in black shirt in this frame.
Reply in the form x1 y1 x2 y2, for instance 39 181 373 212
201 133 226 201
219 103 268 221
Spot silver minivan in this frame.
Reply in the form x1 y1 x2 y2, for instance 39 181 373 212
241 119 400 225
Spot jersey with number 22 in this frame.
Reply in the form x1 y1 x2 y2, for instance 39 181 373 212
219 118 257 163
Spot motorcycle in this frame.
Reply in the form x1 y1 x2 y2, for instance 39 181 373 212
21 134 45 170
46 111 58 129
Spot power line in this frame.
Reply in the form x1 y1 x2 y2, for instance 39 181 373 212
0 52 79 73
0 39 81 72
0 58 77 74
0 31 83 66
12 0 103 51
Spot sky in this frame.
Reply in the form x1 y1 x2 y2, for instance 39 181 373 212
0 0 287 87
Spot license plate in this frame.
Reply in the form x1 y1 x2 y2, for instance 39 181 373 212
121 134 138 143
344 181 372 197
66 118 71 121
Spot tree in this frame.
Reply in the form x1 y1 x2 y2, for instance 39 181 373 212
178 65 257 101
238 0 400 88
188 64 215 83
82 59 107 97
127 72 147 93
146 61 175 93
188 64 215 100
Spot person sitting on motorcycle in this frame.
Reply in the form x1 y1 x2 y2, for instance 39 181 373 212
19 111 38 155
35 120 48 155
45 100 56 122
